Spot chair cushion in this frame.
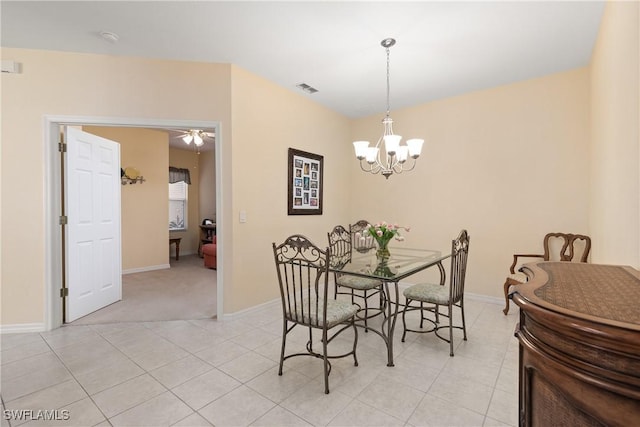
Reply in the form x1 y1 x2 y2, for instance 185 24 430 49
286 298 358 328
403 283 450 305
336 275 382 290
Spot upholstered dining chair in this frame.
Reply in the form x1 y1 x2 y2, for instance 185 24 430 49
503 232 591 314
272 234 359 394
351 219 385 309
328 225 384 332
401 229 470 356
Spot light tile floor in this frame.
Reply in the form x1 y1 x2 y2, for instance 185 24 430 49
1 299 520 427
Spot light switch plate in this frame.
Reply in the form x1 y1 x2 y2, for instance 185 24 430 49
239 210 247 223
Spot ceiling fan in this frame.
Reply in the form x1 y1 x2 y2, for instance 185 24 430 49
174 129 215 147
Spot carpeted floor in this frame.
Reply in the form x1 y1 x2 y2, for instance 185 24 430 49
71 254 217 325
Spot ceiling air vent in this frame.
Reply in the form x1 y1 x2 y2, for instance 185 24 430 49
296 83 318 94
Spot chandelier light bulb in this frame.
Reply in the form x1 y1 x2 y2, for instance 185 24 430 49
353 141 370 160
407 139 424 158
396 146 409 163
365 147 378 164
384 135 402 155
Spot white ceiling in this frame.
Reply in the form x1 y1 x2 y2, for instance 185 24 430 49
2 1 604 121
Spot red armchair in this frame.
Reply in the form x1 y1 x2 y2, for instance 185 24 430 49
203 236 217 269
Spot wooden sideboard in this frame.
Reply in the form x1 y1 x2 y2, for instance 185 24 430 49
512 261 640 426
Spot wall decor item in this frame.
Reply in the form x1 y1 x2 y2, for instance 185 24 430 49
288 148 323 215
121 166 146 185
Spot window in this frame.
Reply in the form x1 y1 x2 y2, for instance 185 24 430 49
169 181 188 231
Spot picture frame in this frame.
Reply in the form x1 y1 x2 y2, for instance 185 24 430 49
288 148 324 215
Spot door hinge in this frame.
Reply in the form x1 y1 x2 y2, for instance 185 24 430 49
60 288 68 298
59 215 68 225
58 142 67 152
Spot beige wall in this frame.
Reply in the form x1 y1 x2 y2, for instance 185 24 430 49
1 48 231 326
349 68 591 298
198 150 216 222
589 0 640 267
169 147 201 256
227 65 352 312
84 126 170 270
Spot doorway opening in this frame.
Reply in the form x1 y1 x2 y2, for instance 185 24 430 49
44 116 224 330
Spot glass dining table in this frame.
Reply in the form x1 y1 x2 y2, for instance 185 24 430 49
330 246 451 367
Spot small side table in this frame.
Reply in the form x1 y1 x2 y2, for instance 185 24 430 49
169 237 181 260
199 224 217 257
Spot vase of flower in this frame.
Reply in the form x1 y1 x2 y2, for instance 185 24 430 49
376 240 391 260
365 221 410 261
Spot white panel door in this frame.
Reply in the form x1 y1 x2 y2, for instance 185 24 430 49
65 127 121 322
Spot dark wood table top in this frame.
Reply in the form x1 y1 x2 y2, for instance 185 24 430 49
519 261 640 329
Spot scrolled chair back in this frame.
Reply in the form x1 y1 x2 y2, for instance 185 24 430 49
449 229 470 303
350 219 375 252
327 225 352 270
543 232 591 263
272 234 330 326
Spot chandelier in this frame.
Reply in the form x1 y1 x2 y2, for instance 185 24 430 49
353 38 424 179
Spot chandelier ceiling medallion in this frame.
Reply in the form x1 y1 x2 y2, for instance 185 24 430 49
353 38 424 179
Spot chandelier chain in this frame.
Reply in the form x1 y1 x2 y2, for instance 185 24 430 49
386 46 391 117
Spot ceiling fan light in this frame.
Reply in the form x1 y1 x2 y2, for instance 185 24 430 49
182 134 193 144
194 133 203 146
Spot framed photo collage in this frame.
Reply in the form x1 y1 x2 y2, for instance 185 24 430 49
287 148 324 215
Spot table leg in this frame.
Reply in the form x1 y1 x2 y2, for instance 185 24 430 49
175 240 180 261
383 280 400 367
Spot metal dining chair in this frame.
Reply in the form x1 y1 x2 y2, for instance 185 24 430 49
350 219 376 253
328 225 385 332
272 234 359 394
400 229 470 356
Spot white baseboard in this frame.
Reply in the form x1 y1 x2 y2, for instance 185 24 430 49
465 292 504 305
222 298 280 322
1 323 46 334
123 264 170 275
